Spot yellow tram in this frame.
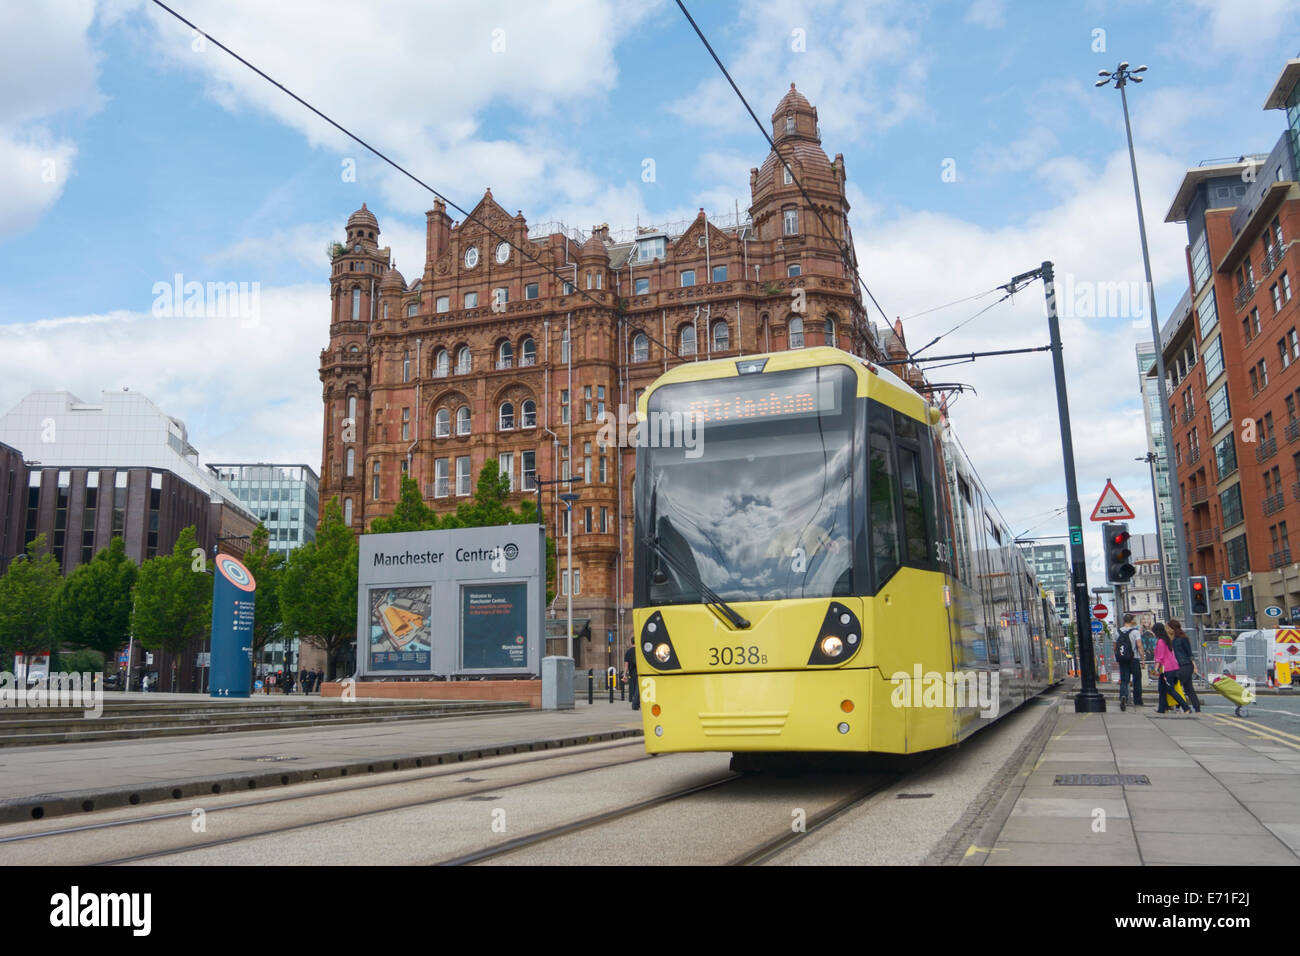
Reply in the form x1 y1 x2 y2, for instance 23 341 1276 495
631 347 1066 758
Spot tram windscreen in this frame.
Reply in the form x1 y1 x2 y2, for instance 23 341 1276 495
638 364 856 605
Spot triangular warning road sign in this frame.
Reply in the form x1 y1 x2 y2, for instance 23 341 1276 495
1090 479 1135 521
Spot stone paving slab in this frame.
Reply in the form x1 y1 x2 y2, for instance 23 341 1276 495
968 704 1300 866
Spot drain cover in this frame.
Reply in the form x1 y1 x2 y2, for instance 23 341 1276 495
1054 773 1149 786
237 756 300 762
896 793 933 799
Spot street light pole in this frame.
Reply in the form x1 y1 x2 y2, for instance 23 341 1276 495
1137 451 1173 617
1098 62 1191 625
559 492 581 660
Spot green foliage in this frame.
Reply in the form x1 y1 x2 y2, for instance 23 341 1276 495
368 477 438 533
0 535 64 657
282 498 358 679
240 523 285 661
60 648 104 674
130 527 212 691
50 537 137 659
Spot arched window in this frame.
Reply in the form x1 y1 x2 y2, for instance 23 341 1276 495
520 336 536 367
456 346 471 374
825 317 837 349
522 399 536 428
382 303 389 320
351 287 361 320
344 498 353 525
347 395 357 421
783 207 798 236
789 316 804 349
346 447 355 477
497 341 513 370
783 164 792 185
785 112 795 133
434 349 449 377
632 333 649 363
680 325 696 356
435 408 450 438
456 405 471 436
712 321 729 352
372 461 381 500
402 350 410 382
349 344 359 353
499 402 515 430
561 327 571 363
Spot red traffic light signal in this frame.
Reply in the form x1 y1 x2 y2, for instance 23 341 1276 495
1103 522 1135 584
1190 575 1209 614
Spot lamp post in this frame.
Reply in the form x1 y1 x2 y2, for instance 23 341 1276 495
559 492 581 659
1097 62 1192 626
1136 451 1174 617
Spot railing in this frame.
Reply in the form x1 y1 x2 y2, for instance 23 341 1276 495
434 478 448 497
1206 572 1224 589
1234 278 1256 311
520 355 536 367
456 363 471 375
1262 245 1285 277
1182 407 1196 424
1187 485 1210 506
432 368 449 379
1187 446 1201 465
1293 480 1300 502
521 471 537 492
1263 492 1286 516
1256 437 1278 462
1270 548 1293 569
496 357 513 370
1287 419 1300 444
1194 528 1218 549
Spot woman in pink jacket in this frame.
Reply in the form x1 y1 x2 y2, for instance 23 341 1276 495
1151 623 1191 715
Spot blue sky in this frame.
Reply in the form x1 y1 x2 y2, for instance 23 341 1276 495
2 0 1298 567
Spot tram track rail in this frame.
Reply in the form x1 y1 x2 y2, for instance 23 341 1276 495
0 738 648 862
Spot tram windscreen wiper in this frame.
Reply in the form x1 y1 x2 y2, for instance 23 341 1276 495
644 533 751 630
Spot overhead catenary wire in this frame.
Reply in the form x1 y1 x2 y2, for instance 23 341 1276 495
674 0 891 328
147 0 683 360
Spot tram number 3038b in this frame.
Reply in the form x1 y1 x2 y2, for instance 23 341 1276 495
708 646 768 666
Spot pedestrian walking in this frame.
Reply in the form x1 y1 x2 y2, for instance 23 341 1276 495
1115 614 1144 710
1151 623 1191 715
1167 619 1202 713
624 640 639 711
316 669 325 693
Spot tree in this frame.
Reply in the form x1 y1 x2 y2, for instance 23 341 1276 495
0 535 63 659
50 537 137 659
240 523 285 672
131 526 212 691
282 498 357 680
368 477 438 533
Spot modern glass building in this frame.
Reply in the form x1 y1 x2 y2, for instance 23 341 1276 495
207 463 320 555
1020 543 1071 623
1136 340 1186 619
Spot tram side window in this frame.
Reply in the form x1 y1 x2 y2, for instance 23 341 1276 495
868 428 902 587
897 446 928 566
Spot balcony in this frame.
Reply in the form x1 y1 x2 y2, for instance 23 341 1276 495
1256 437 1278 463
1206 572 1224 589
496 358 513 370
1181 407 1195 424
1262 244 1285 277
1289 420 1300 444
1234 279 1256 311
1187 446 1201 465
1194 528 1219 549
519 356 536 368
1263 492 1286 516
1270 548 1293 570
1187 485 1210 507
1293 480 1300 502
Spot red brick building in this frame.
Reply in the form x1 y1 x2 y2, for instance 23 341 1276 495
318 85 888 667
1161 58 1300 626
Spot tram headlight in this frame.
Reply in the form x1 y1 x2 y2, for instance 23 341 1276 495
807 603 863 666
639 611 681 671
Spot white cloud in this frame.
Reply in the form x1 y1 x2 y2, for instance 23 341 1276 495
0 285 328 468
1183 0 1300 55
666 0 929 144
964 0 1005 30
0 0 103 237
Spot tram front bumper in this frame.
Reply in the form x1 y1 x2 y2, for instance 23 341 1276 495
639 668 885 753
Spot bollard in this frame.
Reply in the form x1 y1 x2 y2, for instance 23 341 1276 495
587 669 594 705
621 677 625 701
609 677 614 704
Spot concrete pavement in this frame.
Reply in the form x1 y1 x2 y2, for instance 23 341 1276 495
0 698 643 824
964 691 1300 865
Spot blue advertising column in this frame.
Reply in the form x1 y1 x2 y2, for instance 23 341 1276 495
210 553 256 698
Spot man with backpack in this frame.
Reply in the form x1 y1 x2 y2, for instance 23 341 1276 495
1115 613 1144 710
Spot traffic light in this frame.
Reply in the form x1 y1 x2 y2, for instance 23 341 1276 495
1103 522 1135 584
1189 575 1209 615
